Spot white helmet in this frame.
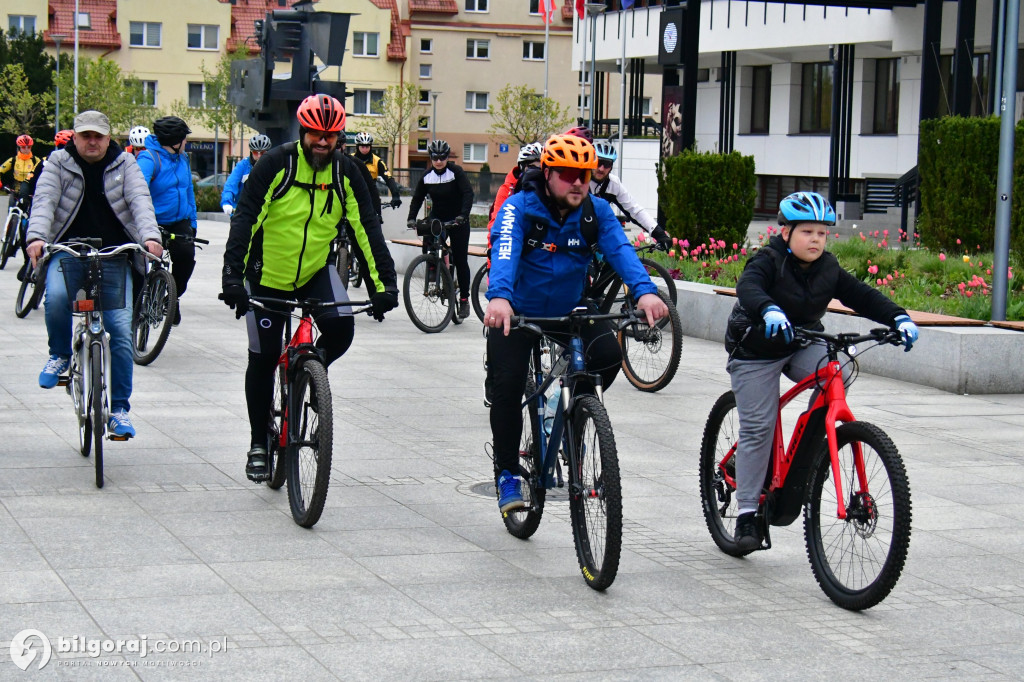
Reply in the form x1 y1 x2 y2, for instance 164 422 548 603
517 142 544 165
249 134 272 152
128 126 150 148
354 132 373 146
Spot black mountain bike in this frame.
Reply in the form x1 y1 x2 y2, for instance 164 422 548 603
402 217 464 333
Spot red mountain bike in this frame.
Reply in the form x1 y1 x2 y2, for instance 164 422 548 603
699 327 912 610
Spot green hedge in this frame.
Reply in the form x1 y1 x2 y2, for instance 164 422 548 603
193 184 222 213
918 116 1024 256
657 149 756 247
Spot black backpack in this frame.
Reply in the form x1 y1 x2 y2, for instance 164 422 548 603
521 195 599 255
268 142 349 220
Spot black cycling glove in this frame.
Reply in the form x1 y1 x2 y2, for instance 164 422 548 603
371 291 399 322
390 198 402 209
407 218 416 229
219 281 250 319
651 226 673 252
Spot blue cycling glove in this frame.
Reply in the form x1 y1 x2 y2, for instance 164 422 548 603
894 314 919 351
762 305 793 344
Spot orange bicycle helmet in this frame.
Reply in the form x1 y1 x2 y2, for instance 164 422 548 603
541 134 597 170
16 134 33 147
54 130 74 147
296 94 346 133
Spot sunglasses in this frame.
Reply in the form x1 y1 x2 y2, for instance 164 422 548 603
308 132 340 142
597 159 614 169
430 154 449 161
552 167 592 185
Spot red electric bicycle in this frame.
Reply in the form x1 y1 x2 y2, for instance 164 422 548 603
699 327 912 610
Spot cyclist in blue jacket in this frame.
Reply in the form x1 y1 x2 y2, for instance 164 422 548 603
220 134 272 215
136 116 198 325
482 134 668 513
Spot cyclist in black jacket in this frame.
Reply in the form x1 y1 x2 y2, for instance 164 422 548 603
406 139 475 319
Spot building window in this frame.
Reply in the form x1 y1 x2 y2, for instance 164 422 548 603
130 22 161 48
641 97 652 117
417 138 429 152
578 70 591 85
77 12 91 29
420 38 432 53
352 89 385 115
937 53 992 117
187 24 219 50
872 59 899 134
466 39 489 60
418 116 429 130
800 62 832 134
353 32 379 57
465 91 489 111
188 83 209 108
750 65 771 135
420 64 432 79
578 94 591 110
463 143 487 163
529 0 541 13
523 41 544 61
137 80 158 107
8 15 36 34
466 0 488 12
419 89 430 104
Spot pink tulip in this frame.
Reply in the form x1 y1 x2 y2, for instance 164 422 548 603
741 248 747 256
876 278 883 285
939 253 946 262
681 249 688 257
718 240 726 249
987 268 992 275
958 282 966 292
883 229 889 237
886 274 893 281
956 238 961 245
859 233 866 241
681 239 690 248
672 237 679 245
668 250 676 257
732 243 738 250
966 291 973 297
868 265 878 274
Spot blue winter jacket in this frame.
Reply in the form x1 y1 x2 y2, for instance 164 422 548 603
219 156 253 207
487 189 657 316
136 134 197 230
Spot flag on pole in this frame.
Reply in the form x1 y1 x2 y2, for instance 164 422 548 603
622 0 636 8
575 0 585 20
541 0 557 24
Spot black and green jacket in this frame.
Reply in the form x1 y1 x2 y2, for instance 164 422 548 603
222 141 397 293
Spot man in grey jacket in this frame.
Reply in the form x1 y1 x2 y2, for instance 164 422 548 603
26 110 163 438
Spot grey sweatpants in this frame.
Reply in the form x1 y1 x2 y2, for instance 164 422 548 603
726 343 850 514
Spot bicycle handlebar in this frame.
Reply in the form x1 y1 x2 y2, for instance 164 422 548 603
160 229 210 246
45 240 159 262
795 326 903 349
246 295 374 315
510 307 642 337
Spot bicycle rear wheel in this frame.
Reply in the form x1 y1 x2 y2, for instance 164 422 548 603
286 360 333 527
698 391 753 557
502 379 546 539
15 261 44 318
132 269 177 366
0 213 17 270
334 242 350 291
91 348 105 489
267 364 288 490
403 254 455 333
72 352 91 458
471 263 489 322
349 252 362 288
568 395 622 590
618 291 682 392
804 421 912 610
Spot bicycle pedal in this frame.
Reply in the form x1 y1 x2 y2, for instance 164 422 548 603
56 376 70 387
108 434 131 442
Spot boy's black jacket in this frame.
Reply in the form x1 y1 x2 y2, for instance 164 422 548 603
725 235 907 360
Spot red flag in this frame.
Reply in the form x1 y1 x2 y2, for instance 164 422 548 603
541 0 556 24
575 0 585 20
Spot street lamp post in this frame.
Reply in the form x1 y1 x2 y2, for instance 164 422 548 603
585 3 606 130
431 91 442 142
74 0 80 114
52 34 67 135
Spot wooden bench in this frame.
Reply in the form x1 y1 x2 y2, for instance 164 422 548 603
711 286 990 327
991 319 1024 332
390 238 488 258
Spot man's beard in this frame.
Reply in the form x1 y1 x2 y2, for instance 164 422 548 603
301 139 332 171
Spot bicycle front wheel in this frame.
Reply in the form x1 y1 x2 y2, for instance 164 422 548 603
502 379 546 539
286 360 333 527
698 391 753 557
471 263 489 323
132 269 177 366
15 261 44 318
334 243 350 291
403 254 455 333
267 364 288 490
568 395 622 590
0 212 17 270
640 257 677 306
90 348 105 489
349 252 362 289
72 353 91 458
618 291 682 392
804 421 912 610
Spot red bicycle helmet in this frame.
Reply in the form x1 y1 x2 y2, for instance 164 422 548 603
563 126 594 143
296 94 346 133
16 134 33 147
54 130 74 147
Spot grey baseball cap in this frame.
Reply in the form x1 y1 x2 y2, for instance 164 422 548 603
73 110 111 135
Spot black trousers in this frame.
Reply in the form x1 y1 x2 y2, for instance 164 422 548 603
420 221 470 299
163 219 196 297
487 317 622 477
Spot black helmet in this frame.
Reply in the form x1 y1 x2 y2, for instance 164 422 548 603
426 139 450 158
153 116 192 146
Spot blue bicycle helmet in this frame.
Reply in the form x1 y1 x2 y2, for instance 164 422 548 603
593 141 617 163
778 191 836 227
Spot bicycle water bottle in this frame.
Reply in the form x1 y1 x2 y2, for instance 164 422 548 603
543 389 559 435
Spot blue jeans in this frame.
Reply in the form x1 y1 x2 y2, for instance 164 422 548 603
44 252 134 412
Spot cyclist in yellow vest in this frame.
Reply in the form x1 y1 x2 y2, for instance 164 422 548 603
351 132 402 215
0 135 43 209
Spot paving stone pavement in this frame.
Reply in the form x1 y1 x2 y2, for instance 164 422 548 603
0 221 1022 680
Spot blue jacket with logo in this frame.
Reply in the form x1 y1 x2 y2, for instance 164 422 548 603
220 156 253 207
136 134 197 230
487 188 657 316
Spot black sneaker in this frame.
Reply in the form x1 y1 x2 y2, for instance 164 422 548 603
245 446 270 483
735 512 762 552
458 299 470 320
173 307 181 326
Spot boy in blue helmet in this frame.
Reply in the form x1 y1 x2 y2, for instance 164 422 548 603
723 191 919 552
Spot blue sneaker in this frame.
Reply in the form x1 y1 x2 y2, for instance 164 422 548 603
497 470 525 513
108 410 136 438
39 355 69 389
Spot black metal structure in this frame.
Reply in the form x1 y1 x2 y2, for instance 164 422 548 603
953 0 978 116
718 51 736 154
827 44 856 208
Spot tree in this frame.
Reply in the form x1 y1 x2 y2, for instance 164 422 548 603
53 57 154 134
168 47 254 158
487 84 574 147
365 83 424 167
0 29 59 141
0 63 53 135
